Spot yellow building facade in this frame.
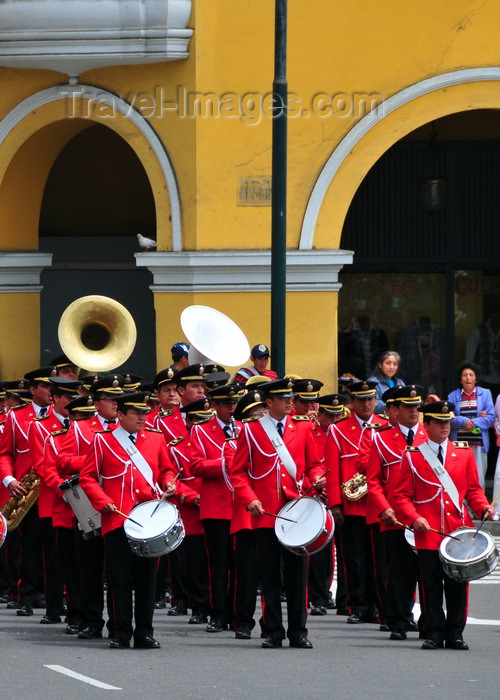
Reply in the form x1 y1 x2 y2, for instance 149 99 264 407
0 0 500 388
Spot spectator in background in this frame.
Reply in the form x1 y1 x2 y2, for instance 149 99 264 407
367 351 405 415
170 342 190 371
398 316 444 396
447 362 495 489
338 316 389 380
233 345 278 384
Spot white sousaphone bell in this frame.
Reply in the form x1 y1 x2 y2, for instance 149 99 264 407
180 305 250 367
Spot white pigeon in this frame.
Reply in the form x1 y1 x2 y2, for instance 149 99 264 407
137 233 157 250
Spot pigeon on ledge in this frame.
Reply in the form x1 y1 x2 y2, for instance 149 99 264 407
137 233 157 250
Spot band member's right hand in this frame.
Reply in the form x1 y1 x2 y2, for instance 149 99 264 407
247 499 264 516
8 480 27 499
413 516 430 533
102 502 117 514
331 505 344 525
380 507 398 525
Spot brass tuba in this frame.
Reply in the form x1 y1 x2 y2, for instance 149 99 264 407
1 469 40 530
58 295 137 372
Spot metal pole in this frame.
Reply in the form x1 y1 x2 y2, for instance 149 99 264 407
271 0 287 377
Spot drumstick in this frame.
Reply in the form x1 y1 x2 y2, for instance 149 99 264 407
114 509 143 528
395 519 461 542
287 469 330 511
150 471 182 518
262 510 297 523
472 493 499 539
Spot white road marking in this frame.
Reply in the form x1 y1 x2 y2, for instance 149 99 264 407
44 665 122 690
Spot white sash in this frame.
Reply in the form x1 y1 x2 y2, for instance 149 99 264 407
259 414 297 480
111 429 156 491
418 442 462 515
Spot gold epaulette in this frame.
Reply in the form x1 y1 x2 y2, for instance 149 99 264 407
168 436 184 446
159 409 174 418
193 416 212 425
145 427 162 433
242 416 260 423
35 413 49 421
11 403 27 411
453 440 469 448
370 423 384 429
405 445 420 451
95 429 112 433
51 428 69 436
292 415 310 421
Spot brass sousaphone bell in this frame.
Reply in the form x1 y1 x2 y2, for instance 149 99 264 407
58 295 137 372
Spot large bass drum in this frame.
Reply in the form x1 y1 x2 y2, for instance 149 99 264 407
123 500 185 558
59 474 101 539
274 496 334 556
438 526 499 582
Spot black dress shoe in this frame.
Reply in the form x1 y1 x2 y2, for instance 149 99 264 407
109 638 130 649
261 637 282 648
290 636 313 649
65 624 81 635
445 639 469 650
206 619 227 633
134 636 160 649
406 620 419 632
167 604 187 616
78 626 103 639
310 605 327 616
154 600 167 609
346 612 363 624
421 639 444 650
6 599 19 609
379 623 390 632
16 604 33 616
40 614 62 624
33 597 46 609
189 611 208 624
235 626 251 640
362 613 380 624
325 593 337 610
0 593 10 603
389 631 407 640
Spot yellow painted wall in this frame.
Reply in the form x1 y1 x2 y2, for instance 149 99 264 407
0 294 41 375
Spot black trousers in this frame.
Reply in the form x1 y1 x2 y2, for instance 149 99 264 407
183 534 210 614
308 539 333 607
368 523 387 622
104 528 157 642
167 544 189 608
76 529 108 631
202 519 233 622
418 549 468 643
232 529 259 630
17 505 43 605
56 526 85 626
40 517 64 617
383 529 418 633
254 528 308 642
337 515 377 616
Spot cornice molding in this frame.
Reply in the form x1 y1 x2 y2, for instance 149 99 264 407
0 251 53 293
135 249 354 293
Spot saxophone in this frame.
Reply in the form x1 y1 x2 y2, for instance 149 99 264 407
341 472 368 501
1 469 40 530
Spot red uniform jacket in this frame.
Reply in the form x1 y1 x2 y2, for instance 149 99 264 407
168 436 204 536
230 415 323 529
324 413 386 516
57 415 117 475
28 409 65 518
79 427 176 535
190 416 240 521
366 423 427 529
0 403 37 507
394 439 489 550
154 407 188 442
43 428 75 529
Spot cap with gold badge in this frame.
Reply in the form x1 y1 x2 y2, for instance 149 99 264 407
418 400 455 421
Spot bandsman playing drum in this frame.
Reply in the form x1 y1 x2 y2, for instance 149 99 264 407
79 391 177 649
394 400 496 650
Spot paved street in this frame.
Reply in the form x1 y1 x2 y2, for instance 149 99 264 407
1 556 499 700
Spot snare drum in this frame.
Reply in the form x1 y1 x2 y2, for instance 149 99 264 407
59 474 101 539
0 513 7 548
123 500 185 558
438 526 499 582
274 496 334 556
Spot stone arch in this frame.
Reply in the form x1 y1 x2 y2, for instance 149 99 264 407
0 83 182 250
299 67 500 250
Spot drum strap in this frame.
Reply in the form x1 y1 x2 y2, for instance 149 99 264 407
259 414 297 481
111 429 156 492
418 442 462 515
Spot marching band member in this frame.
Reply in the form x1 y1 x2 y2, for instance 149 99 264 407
79 391 177 649
394 400 495 650
230 378 324 649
